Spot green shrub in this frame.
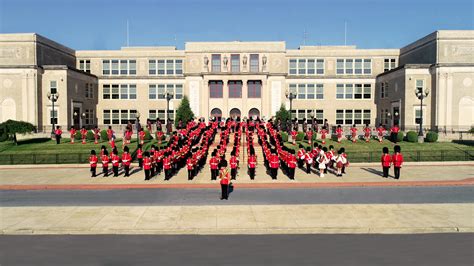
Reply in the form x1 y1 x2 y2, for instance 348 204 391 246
280 132 288 142
86 131 95 141
406 131 418 143
0 124 8 142
74 131 81 140
396 131 404 142
296 132 304 141
312 131 317 140
144 130 153 141
100 130 108 141
425 131 438 142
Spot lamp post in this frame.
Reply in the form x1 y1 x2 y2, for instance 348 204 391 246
165 91 174 121
135 111 141 147
285 89 296 121
81 112 86 127
47 92 59 137
415 87 430 142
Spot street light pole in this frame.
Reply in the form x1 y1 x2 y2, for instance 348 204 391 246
415 87 429 141
285 90 296 121
47 92 59 137
136 111 141 147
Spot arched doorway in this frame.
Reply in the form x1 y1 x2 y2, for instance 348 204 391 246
0 98 16 122
210 108 222 118
229 108 241 118
459 96 474 131
248 108 260 119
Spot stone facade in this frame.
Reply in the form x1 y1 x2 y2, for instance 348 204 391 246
0 30 472 133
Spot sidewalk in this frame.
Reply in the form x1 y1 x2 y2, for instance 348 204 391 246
0 162 472 189
1 204 472 235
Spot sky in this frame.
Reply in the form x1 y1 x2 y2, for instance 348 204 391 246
0 0 473 50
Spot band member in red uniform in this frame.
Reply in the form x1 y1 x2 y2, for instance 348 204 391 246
146 119 153 135
335 125 343 143
89 150 98 177
229 151 238 180
392 145 404 179
143 152 152 180
93 127 100 144
80 126 87 144
304 147 313 174
269 149 279 180
209 151 219 180
156 130 164 146
248 150 257 180
111 150 120 177
363 124 371 142
297 145 305 168
381 147 392 178
186 156 194 180
121 146 132 177
320 126 328 145
69 126 77 144
219 160 230 200
107 126 114 143
163 153 172 181
101 150 110 177
139 128 145 145
54 126 62 144
136 144 143 168
306 129 313 145
390 123 400 143
287 150 297 180
291 130 297 145
350 124 357 143
377 124 386 143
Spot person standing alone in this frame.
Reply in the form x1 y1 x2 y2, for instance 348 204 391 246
219 160 230 200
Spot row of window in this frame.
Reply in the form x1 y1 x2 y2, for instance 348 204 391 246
289 59 324 75
209 80 262 98
148 109 176 121
291 109 325 124
336 84 372 99
102 60 137 76
149 84 183 100
211 54 260 73
79 60 91 73
84 83 94 99
149 59 183 75
103 84 137 100
103 109 138 125
288 84 324 99
49 109 95 125
336 109 371 125
336 59 372 75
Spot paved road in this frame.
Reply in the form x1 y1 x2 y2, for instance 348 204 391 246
1 186 473 206
0 234 472 265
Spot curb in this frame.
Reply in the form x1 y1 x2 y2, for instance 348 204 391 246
2 227 472 235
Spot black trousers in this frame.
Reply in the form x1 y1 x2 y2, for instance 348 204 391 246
138 158 143 168
103 166 108 176
249 168 255 179
270 168 277 179
221 184 228 199
157 162 163 174
391 133 397 143
113 166 119 176
188 170 193 180
165 169 171 180
90 167 96 177
383 167 390 177
231 168 237 180
55 135 61 144
151 165 155 176
211 169 218 180
306 163 311 174
144 169 150 180
342 166 346 174
394 167 401 179
124 165 130 176
298 159 303 168
288 168 295 179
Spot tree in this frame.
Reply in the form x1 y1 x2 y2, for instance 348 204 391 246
174 96 195 127
275 104 290 123
1 120 36 145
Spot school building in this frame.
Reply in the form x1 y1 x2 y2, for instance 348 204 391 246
0 30 472 133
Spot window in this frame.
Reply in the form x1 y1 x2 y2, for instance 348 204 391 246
157 84 165 99
85 83 94 99
315 110 324 124
290 83 324 99
345 110 353 124
104 110 111 124
175 60 183 75
149 84 157 99
149 84 183 100
149 110 157 120
50 109 58 125
337 59 371 75
250 54 259 72
84 109 94 125
158 60 165 75
79 60 91 73
288 58 324 75
336 84 371 99
50 81 57 94
103 84 136 99
105 109 137 124
228 81 242 98
354 110 362 124
212 54 221 72
336 110 344 124
209 81 223 98
336 109 370 125
248 80 262 98
306 84 315 99
231 54 240 72
363 110 371 125
175 84 183 99
384 58 396 72
112 110 120 124
416 79 424 92
149 60 156 75
166 60 174 75
380 82 388 99
297 84 305 99
414 107 426 124
103 59 137 76
315 84 324 99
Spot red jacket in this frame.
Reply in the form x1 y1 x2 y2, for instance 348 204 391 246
230 156 238 169
136 149 143 159
248 155 257 168
288 155 297 168
350 127 357 136
55 129 62 135
186 158 193 170
101 155 110 167
210 157 219 170
80 129 87 137
121 153 132 166
111 154 120 167
392 153 404 167
336 128 343 137
89 155 98 167
139 131 145 140
143 157 152 170
220 169 230 185
381 154 392 167
391 126 400 133
163 157 171 170
269 154 279 169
